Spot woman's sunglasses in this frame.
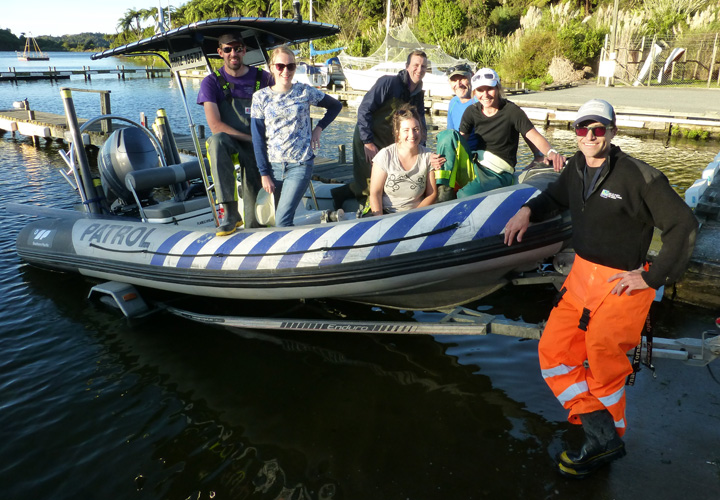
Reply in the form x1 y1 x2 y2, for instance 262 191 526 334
575 126 608 137
274 63 297 72
221 46 244 53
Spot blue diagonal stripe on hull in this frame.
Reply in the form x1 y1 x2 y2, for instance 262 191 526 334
277 226 335 269
151 230 192 266
177 233 216 268
206 232 254 270
319 219 380 266
239 231 290 270
417 198 480 252
473 188 537 240
366 210 427 260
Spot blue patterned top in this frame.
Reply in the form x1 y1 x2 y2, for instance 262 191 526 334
251 83 333 176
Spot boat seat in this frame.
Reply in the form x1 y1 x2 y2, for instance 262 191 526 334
141 197 210 219
124 159 211 222
125 160 202 199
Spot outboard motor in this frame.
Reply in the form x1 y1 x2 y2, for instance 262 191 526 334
98 127 158 205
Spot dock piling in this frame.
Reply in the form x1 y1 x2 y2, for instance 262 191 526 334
338 144 346 164
99 92 112 134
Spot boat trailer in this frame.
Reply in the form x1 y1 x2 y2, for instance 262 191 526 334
89 281 720 368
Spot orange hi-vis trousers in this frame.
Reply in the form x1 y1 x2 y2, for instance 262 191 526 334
538 255 655 437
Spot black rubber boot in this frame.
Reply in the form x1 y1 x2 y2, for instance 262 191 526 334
216 202 243 236
557 409 626 479
437 184 456 203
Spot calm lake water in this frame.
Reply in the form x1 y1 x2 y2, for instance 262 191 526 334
2 51 720 499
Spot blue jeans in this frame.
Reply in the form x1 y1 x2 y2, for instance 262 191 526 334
271 160 313 227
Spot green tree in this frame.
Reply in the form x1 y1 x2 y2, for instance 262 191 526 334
117 9 146 40
0 28 20 50
497 29 561 82
417 0 467 42
488 4 522 36
557 21 606 67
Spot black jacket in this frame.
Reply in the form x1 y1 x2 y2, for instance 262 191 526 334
356 69 426 146
525 145 698 289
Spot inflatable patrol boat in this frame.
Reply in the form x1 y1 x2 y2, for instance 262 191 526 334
11 17 572 310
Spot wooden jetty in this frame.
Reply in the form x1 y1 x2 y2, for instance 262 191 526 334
0 66 171 82
513 101 720 138
328 86 720 138
0 89 115 147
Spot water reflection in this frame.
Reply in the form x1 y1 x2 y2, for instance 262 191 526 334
16 261 573 498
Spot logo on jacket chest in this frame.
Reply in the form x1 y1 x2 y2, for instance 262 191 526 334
600 189 623 200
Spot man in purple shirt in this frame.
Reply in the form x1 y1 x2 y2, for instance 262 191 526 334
197 32 273 235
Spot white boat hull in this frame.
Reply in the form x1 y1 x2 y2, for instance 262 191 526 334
16 181 570 310
343 68 454 97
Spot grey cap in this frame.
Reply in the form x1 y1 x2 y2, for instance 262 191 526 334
574 99 615 127
446 63 473 79
218 33 244 46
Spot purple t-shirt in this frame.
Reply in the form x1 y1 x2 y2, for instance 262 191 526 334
196 66 273 106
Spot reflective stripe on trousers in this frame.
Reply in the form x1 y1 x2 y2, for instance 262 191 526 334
538 255 654 436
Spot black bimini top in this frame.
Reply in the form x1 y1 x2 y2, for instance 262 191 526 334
92 17 340 65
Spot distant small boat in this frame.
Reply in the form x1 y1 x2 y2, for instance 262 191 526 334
293 58 344 89
17 35 50 61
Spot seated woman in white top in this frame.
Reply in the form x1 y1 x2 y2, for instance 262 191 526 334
368 104 438 215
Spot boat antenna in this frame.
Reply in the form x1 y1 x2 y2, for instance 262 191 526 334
157 1 165 33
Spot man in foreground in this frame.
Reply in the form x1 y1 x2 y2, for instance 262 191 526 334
504 99 698 478
197 32 272 235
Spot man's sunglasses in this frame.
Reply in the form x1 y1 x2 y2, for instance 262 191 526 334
221 46 244 53
446 63 471 76
575 125 608 137
274 63 297 72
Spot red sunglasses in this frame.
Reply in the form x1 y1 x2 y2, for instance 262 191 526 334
575 126 608 137
274 63 297 72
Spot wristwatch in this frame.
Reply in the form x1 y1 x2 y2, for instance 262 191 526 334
546 148 558 157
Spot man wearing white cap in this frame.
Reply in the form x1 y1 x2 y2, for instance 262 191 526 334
436 67 565 200
504 99 698 478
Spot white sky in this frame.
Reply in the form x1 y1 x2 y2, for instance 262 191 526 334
1 0 178 37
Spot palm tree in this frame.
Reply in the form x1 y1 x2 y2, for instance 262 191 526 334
117 9 144 40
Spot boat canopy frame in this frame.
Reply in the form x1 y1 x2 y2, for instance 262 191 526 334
89 17 341 225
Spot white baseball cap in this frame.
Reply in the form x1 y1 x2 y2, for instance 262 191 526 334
574 99 616 127
471 68 499 90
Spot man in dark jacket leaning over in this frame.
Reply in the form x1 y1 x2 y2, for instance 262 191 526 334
331 50 428 209
504 99 698 479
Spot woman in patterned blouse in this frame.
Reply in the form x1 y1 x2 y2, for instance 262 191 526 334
251 45 342 226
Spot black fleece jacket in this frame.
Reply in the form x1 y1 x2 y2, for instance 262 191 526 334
525 145 698 289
